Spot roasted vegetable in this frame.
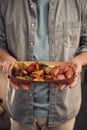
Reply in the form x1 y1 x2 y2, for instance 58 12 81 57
10 62 75 82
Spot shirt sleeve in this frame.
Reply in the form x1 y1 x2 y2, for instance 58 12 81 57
0 1 7 51
76 1 87 54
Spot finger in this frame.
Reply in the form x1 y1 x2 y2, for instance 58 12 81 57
9 80 19 90
54 83 59 88
69 76 78 88
69 80 77 88
20 84 31 90
20 84 29 90
59 84 66 91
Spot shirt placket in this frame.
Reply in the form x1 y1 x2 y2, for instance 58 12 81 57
48 85 57 126
48 0 56 61
24 0 36 61
29 0 36 61
48 0 59 126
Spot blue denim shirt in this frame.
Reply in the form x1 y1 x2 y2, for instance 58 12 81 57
0 0 87 127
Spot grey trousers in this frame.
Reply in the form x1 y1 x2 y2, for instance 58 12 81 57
11 117 75 130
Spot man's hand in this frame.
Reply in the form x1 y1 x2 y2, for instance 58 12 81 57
3 56 17 77
3 56 31 90
9 79 31 90
58 61 82 90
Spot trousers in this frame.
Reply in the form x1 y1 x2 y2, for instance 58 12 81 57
11 117 75 130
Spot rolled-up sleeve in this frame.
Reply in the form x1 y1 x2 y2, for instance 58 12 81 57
0 1 7 50
77 1 87 54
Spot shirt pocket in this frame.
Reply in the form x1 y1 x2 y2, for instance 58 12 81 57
55 22 81 61
63 22 81 48
55 22 81 48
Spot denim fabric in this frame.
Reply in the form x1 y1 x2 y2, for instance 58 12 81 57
0 0 87 127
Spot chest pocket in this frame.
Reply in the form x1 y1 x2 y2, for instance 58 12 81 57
63 22 81 48
55 22 81 61
55 22 81 48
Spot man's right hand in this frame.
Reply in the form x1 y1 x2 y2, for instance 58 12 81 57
2 56 31 90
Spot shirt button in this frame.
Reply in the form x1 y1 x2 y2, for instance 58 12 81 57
30 42 34 46
30 93 32 97
31 23 35 27
30 4 34 8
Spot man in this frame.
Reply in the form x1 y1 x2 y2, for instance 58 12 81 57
0 0 87 130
